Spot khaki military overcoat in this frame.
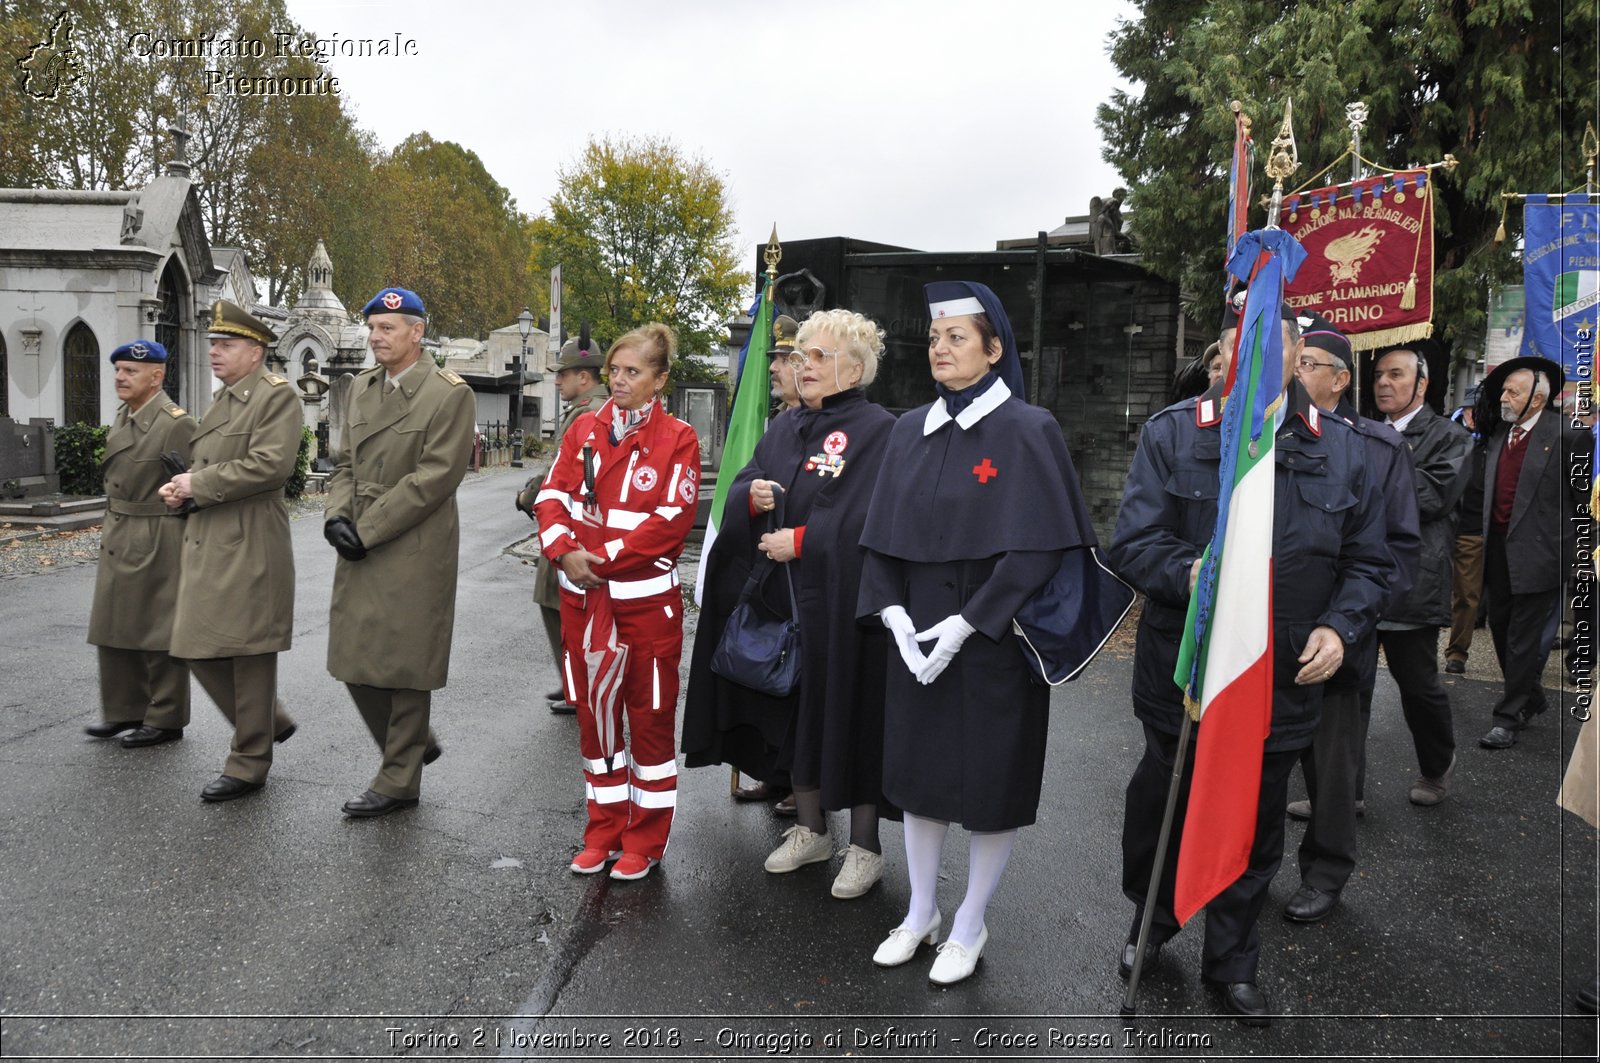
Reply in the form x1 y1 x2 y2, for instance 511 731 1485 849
87 393 197 649
168 364 301 659
326 360 474 691
531 383 611 610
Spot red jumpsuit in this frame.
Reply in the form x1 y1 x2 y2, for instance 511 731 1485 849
534 398 700 860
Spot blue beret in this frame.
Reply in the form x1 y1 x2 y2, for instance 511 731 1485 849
362 287 426 317
109 340 169 363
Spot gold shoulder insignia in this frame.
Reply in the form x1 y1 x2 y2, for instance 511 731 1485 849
264 374 289 386
168 406 187 418
439 369 465 386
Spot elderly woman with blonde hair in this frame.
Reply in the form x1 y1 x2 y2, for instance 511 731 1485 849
683 308 897 898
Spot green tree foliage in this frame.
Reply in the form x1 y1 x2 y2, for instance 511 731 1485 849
375 133 536 338
1097 0 1598 357
531 136 748 363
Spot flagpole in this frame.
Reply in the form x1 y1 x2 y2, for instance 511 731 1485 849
1121 99 1298 1021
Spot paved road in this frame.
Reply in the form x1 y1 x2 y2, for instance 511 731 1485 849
0 469 1594 1060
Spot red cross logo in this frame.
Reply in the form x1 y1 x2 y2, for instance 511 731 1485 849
382 292 403 309
972 458 998 484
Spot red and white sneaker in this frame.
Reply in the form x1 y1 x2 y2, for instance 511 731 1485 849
608 854 659 881
570 848 620 874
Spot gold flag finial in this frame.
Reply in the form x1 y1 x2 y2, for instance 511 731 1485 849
764 225 783 280
1231 98 1252 139
1265 99 1298 186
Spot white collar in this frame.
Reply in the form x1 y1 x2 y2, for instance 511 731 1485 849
1386 403 1425 432
923 377 1012 436
1512 407 1543 435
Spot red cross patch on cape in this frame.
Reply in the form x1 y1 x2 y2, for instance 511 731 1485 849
631 466 658 492
823 430 848 455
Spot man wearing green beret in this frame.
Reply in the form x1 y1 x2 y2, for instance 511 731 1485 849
86 340 196 747
160 299 301 802
323 287 475 817
516 327 609 716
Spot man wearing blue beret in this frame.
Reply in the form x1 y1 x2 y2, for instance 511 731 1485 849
85 340 197 747
324 288 475 817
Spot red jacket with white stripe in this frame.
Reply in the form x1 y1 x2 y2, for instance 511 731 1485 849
534 399 701 588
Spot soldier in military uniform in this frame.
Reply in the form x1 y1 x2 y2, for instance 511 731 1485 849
85 339 197 747
323 288 474 817
516 326 610 716
160 300 301 803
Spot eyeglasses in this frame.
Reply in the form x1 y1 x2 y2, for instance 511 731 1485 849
1296 356 1344 373
788 346 840 367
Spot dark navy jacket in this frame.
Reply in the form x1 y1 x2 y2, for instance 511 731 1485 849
1108 380 1391 752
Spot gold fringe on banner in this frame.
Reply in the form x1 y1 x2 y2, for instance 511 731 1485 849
1349 321 1434 352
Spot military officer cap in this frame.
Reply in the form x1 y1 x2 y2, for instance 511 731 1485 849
362 287 427 318
109 339 169 363
1220 281 1296 330
208 299 276 345
772 315 800 355
548 321 605 375
1297 310 1352 370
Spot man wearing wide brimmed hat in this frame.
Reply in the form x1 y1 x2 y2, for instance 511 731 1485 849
1473 355 1585 749
85 340 196 748
516 325 609 715
160 300 301 802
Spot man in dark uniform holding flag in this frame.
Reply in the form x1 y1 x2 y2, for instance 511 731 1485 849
1109 294 1390 1024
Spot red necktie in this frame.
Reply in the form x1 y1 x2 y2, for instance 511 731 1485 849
1509 426 1525 449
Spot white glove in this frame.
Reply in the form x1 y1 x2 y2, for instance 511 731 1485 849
880 605 926 676
914 614 976 685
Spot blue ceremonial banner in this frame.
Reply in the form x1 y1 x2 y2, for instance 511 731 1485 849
1521 194 1600 380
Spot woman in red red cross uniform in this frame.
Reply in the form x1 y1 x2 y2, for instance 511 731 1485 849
534 323 700 882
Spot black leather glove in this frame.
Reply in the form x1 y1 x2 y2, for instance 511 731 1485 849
515 478 539 520
324 517 367 561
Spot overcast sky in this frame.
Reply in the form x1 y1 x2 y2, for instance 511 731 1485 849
280 0 1138 261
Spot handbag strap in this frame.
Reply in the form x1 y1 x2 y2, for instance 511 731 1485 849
737 487 799 619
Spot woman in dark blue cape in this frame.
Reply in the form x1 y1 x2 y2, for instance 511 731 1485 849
857 280 1097 985
682 309 896 898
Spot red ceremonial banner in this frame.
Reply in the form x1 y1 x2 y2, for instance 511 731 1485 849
1278 170 1435 350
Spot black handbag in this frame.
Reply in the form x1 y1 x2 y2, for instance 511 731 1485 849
710 492 802 697
1012 545 1136 687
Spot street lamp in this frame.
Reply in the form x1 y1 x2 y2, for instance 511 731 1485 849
512 306 533 463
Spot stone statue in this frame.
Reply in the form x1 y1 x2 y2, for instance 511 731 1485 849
1094 189 1129 256
119 202 144 244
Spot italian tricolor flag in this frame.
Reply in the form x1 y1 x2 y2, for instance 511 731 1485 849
1172 229 1304 925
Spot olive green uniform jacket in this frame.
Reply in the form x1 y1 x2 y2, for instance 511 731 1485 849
326 361 475 691
531 383 611 610
87 393 197 649
168 365 301 659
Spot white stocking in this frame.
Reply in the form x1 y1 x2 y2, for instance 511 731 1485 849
900 811 949 929
950 828 1018 947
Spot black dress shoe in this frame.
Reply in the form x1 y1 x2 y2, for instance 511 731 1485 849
1284 883 1339 922
1479 725 1517 749
342 789 419 818
201 775 263 802
1577 976 1599 1015
121 725 182 748
85 720 141 739
1445 659 1465 674
423 742 442 765
546 688 565 701
1118 938 1163 980
1211 980 1271 1026
549 701 578 715
274 723 297 744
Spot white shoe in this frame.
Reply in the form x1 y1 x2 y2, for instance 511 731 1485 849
872 911 941 967
831 845 884 899
929 923 988 985
764 825 832 873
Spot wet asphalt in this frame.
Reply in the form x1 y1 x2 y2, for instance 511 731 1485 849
0 468 1595 1061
